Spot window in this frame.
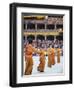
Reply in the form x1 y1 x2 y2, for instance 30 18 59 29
24 23 26 29
37 23 45 29
56 24 63 29
27 23 35 29
47 24 55 29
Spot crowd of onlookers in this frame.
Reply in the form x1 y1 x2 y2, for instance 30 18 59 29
24 39 63 56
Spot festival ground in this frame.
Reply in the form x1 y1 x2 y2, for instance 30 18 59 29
23 56 64 77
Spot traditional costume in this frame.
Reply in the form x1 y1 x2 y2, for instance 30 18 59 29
25 44 36 75
37 49 45 72
57 48 61 63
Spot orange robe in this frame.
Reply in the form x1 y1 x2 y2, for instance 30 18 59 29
25 44 35 75
51 48 55 65
37 49 45 72
48 48 52 67
57 48 61 63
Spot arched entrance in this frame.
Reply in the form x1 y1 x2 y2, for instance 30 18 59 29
37 35 45 40
47 35 54 40
56 35 63 40
27 35 35 40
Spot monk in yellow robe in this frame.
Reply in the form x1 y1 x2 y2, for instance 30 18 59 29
47 48 52 67
57 48 61 63
25 39 37 75
37 48 45 72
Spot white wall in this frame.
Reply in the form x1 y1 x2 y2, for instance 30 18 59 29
0 0 74 89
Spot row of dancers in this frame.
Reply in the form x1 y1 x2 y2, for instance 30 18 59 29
24 39 61 75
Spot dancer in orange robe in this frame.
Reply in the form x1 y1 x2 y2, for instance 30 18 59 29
51 47 55 65
47 48 52 67
57 48 61 63
37 48 45 72
25 39 37 75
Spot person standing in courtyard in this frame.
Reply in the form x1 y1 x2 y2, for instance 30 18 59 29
51 45 55 65
47 47 52 67
24 39 37 75
57 47 61 63
37 48 45 72
48 45 55 67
